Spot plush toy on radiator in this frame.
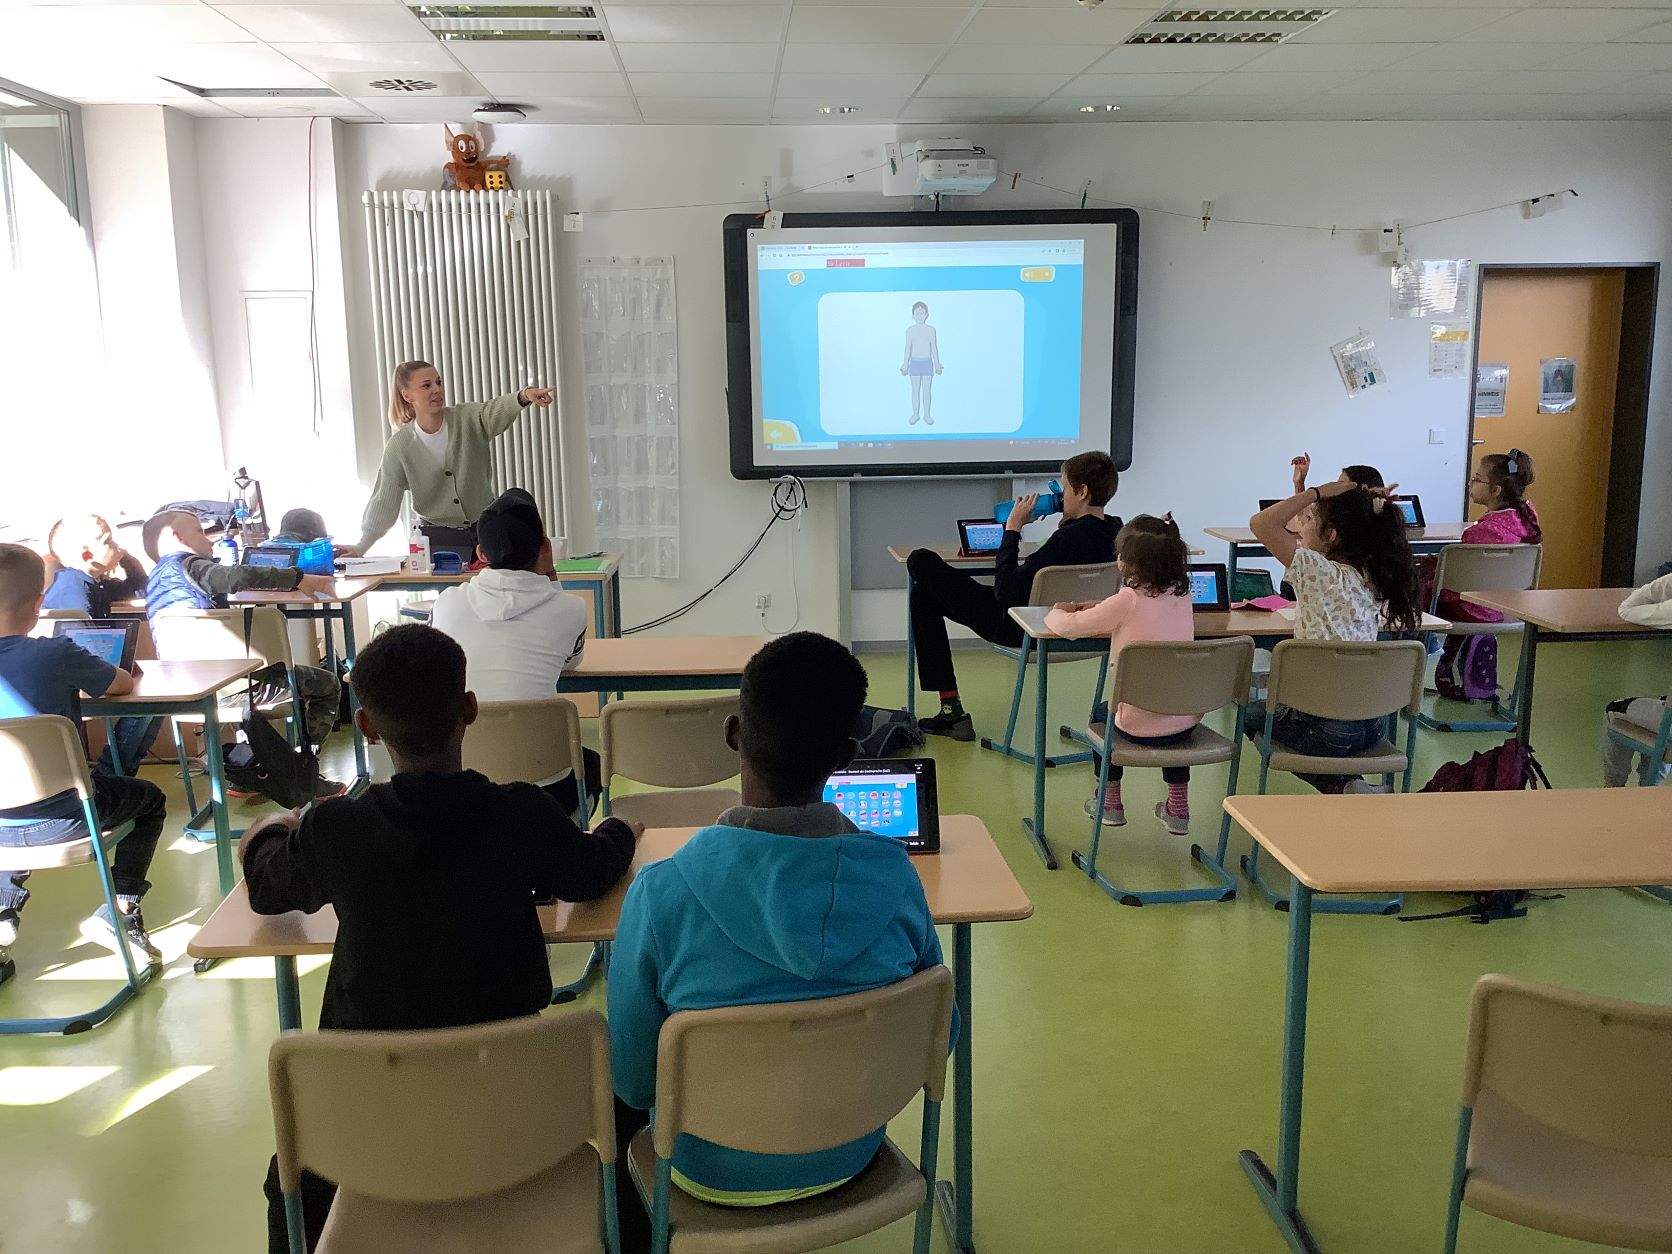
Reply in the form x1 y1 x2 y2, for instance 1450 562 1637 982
442 125 512 191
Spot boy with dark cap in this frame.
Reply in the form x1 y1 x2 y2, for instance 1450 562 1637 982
430 488 595 814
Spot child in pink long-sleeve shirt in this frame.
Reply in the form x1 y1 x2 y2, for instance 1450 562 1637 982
1044 515 1197 835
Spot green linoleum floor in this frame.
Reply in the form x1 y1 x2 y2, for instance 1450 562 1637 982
2 637 1671 1254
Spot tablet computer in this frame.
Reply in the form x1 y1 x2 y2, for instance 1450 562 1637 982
53 618 140 672
823 758 940 854
1392 495 1424 528
1187 563 1231 613
955 518 1005 557
242 546 298 570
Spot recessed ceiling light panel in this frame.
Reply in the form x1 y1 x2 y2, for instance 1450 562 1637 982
409 3 604 41
1125 7 1335 44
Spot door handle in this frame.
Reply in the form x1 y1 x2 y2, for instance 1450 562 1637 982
1470 438 1485 446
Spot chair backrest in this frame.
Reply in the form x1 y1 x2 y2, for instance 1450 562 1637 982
270 1010 615 1202
1027 561 1123 609
1432 544 1543 606
652 967 954 1160
463 698 584 786
1107 636 1256 719
0 715 96 811
149 607 292 667
29 609 90 639
1268 639 1427 721
1463 973 1672 1157
599 696 739 790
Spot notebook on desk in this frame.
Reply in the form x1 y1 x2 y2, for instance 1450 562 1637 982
823 758 940 854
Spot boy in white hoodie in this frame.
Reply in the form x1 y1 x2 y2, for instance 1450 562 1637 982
1602 572 1672 786
429 489 596 812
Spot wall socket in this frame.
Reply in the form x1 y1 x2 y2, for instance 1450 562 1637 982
755 593 772 611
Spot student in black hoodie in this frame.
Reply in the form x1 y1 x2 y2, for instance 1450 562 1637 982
242 623 639 1253
907 450 1122 741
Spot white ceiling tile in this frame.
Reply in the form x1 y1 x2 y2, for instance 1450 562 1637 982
1149 95 1318 120
775 72 924 97
1064 72 1221 97
353 93 487 121
786 6 964 43
215 4 428 42
1631 69 1672 90
1389 42 1566 71
626 72 772 96
958 7 1150 44
770 97 905 119
1333 69 1513 94
1086 45 1272 73
1292 8 1516 42
1238 44 1432 72
778 43 942 73
152 41 330 87
224 95 374 116
514 97 641 122
475 71 630 96
898 97 1040 121
616 42 779 72
273 42 459 73
1029 98 1168 120
918 73 1069 96
1461 7 1669 41
637 97 768 122
1560 42 1672 71
1492 69 1653 93
603 5 787 43
786 0 968 6
1457 93 1642 119
1192 70 1353 96
936 43 1105 74
6 5 256 45
1621 17 1672 40
445 41 618 71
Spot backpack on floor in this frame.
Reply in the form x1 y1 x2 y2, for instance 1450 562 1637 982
1400 738 1560 924
220 609 321 809
854 706 925 759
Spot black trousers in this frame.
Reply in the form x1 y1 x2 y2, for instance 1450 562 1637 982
906 550 1023 694
541 747 603 820
264 1157 335 1254
1091 705 1192 784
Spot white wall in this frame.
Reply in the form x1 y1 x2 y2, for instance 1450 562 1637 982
326 121 1672 638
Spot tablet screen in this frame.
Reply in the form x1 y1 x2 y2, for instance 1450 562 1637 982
1395 499 1419 527
59 626 129 669
960 521 1004 553
244 549 296 569
1189 568 1223 607
824 769 918 842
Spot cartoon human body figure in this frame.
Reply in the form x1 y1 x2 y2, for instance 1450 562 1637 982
900 301 943 426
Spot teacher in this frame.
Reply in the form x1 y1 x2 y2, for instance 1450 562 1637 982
354 359 555 557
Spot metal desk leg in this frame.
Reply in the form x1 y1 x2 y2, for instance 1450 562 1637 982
1227 540 1242 581
904 573 917 717
933 923 976 1254
1514 623 1540 748
1241 877 1320 1253
339 606 370 789
609 571 622 638
321 611 338 674
202 697 234 895
275 955 302 1032
1019 646 1058 870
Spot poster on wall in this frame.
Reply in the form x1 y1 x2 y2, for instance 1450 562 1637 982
1428 325 1470 379
1330 331 1386 397
1391 259 1474 323
1474 362 1509 417
1539 357 1577 414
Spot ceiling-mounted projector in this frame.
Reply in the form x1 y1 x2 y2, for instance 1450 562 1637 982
883 138 997 197
474 102 525 123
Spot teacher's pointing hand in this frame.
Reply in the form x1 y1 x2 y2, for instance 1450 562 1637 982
518 386 555 408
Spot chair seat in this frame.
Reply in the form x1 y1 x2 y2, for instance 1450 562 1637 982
1432 619 1524 638
0 819 134 870
1464 1087 1672 1251
1085 723 1235 768
992 644 1104 665
1606 712 1672 764
627 1129 925 1254
609 788 742 829
318 1149 604 1254
1267 739 1407 778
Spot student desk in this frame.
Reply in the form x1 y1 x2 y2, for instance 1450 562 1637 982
81 658 262 899
1002 606 1450 870
1221 787 1672 1254
555 634 768 697
188 814 1032 1254
371 554 623 640
1206 523 1467 579
229 580 377 791
1462 588 1672 761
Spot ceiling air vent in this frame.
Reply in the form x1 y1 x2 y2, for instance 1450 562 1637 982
369 78 440 92
409 4 605 42
1124 8 1336 45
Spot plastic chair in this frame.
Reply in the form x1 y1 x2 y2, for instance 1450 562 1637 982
1073 637 1255 907
269 1010 622 1254
982 562 1123 769
1605 702 1672 787
1443 973 1672 1254
599 696 740 828
631 966 955 1254
27 608 90 638
0 715 152 1035
1419 544 1543 733
1236 639 1426 915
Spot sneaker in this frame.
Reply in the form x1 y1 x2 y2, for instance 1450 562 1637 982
80 901 162 968
0 908 18 948
1154 801 1190 837
314 777 349 800
1344 780 1393 795
920 710 975 742
1083 793 1126 825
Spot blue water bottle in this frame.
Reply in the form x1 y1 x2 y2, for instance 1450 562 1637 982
215 523 241 567
994 479 1065 525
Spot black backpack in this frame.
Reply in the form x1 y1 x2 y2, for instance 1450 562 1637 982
219 610 321 808
853 706 925 759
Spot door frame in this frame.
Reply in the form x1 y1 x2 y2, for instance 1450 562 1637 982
1465 262 1660 586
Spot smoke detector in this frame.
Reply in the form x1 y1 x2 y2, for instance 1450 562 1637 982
1125 8 1336 45
474 102 526 122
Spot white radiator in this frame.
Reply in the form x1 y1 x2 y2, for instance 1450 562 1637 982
362 189 567 534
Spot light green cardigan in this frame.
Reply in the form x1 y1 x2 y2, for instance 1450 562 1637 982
358 391 527 552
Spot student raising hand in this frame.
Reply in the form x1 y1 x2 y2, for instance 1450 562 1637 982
1290 453 1311 494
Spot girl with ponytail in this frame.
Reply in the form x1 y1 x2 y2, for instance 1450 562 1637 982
1435 449 1541 701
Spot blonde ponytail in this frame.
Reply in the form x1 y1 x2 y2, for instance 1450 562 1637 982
387 360 434 432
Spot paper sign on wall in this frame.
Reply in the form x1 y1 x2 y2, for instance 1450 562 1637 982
1539 357 1577 413
1331 331 1386 397
1474 363 1508 418
1428 324 1470 379
1391 258 1474 323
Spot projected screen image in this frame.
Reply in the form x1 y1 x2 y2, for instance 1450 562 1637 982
1189 569 1224 608
823 770 919 842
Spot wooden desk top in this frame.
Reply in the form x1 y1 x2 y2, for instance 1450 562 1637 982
372 556 620 587
1008 605 1447 641
187 815 1032 959
568 634 767 679
1224 789 1672 893
1461 588 1657 634
887 542 1198 566
85 658 262 705
1206 523 1468 546
229 579 376 607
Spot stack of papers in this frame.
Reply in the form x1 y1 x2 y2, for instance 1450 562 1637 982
336 556 404 576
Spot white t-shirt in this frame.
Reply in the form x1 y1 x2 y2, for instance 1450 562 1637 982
1286 546 1382 641
414 421 448 465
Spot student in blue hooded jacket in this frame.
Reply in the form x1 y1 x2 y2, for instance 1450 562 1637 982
607 630 953 1245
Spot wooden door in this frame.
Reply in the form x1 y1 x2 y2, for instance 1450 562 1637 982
1473 269 1625 589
